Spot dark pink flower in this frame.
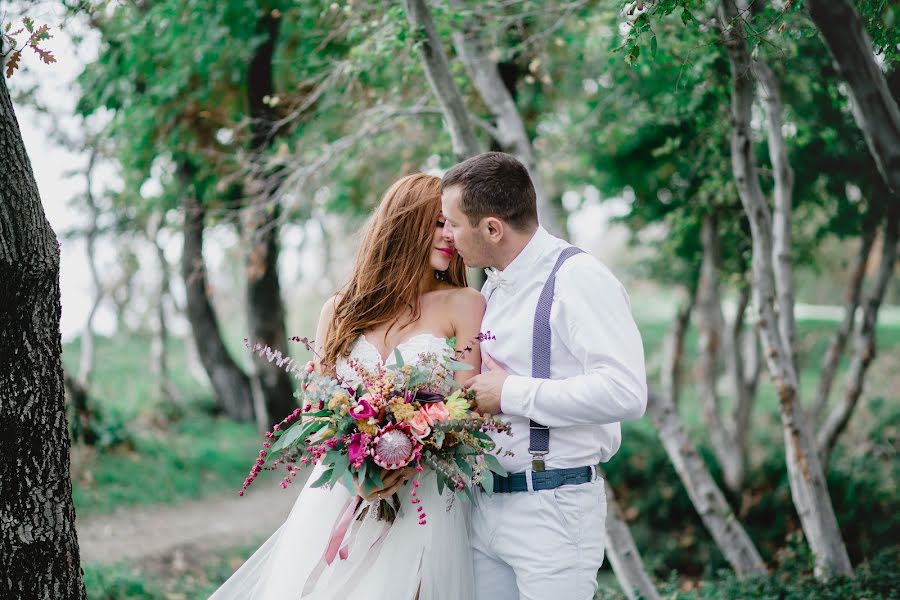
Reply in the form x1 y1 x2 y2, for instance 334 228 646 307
347 432 372 468
350 397 377 420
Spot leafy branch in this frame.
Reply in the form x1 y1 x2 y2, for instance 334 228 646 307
2 16 56 78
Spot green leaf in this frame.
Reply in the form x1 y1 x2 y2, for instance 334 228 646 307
480 471 494 496
436 473 446 495
483 453 508 477
650 35 658 57
454 456 474 478
341 470 356 493
393 348 404 367
310 468 334 488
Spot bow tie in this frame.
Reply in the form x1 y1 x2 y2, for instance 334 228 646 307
485 268 513 293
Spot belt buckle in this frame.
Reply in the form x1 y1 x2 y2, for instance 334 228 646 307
530 451 547 472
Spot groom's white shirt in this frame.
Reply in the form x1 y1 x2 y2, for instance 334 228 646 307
480 226 647 473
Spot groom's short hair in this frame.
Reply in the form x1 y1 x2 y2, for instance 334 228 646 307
441 152 538 231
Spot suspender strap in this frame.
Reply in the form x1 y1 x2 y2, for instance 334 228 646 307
529 246 584 471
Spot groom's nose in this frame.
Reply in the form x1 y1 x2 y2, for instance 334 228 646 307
442 225 454 244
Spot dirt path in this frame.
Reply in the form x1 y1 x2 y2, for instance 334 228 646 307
77 476 306 565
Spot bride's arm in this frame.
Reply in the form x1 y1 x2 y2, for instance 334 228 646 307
448 287 487 386
313 295 339 373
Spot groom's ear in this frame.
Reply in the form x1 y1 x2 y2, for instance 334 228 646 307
483 217 504 242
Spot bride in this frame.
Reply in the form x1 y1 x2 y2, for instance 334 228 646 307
210 173 487 599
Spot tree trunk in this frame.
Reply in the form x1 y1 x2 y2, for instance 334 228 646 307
661 290 695 406
147 210 182 405
650 289 765 576
647 389 766 576
0 65 87 600
817 206 899 461
753 59 797 374
245 11 296 424
697 211 745 492
403 0 481 160
600 470 660 600
809 215 877 422
720 0 853 577
727 282 757 490
447 0 565 237
806 0 900 193
180 167 255 421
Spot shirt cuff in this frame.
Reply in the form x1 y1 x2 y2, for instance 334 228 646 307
499 375 535 418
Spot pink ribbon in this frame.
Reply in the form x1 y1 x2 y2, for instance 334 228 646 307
324 496 362 565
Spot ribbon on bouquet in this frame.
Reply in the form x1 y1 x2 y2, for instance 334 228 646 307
302 496 392 597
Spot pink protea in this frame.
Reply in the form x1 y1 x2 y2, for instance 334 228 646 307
372 423 420 470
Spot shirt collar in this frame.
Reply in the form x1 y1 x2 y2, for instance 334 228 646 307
484 226 554 290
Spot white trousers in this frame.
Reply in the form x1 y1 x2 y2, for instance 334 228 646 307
470 476 607 600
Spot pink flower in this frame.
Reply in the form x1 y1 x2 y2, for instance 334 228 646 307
372 424 420 470
421 402 449 425
347 432 371 468
350 397 377 420
409 411 432 438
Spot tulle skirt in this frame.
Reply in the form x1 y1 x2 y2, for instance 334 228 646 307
209 464 474 600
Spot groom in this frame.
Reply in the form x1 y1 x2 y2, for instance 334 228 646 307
440 152 647 600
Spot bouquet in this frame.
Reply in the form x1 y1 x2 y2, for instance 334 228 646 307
240 334 511 524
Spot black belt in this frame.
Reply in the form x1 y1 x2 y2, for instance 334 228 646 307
492 466 595 493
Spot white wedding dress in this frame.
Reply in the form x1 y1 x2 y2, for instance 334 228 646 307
209 334 475 600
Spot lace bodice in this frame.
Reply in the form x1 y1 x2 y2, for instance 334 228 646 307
335 333 454 392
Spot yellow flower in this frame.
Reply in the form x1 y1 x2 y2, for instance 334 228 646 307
390 400 416 422
357 419 377 436
444 390 470 420
328 391 350 411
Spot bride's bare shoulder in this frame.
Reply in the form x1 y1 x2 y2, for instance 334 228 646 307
445 287 486 319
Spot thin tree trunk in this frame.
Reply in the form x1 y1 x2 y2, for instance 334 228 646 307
809 216 877 422
447 0 564 237
697 212 745 491
600 470 660 600
652 291 766 576
806 0 900 193
720 0 852 577
753 59 797 374
147 210 182 404
180 166 255 421
245 11 295 424
647 390 766 576
817 206 899 461
403 0 481 160
78 150 102 389
661 292 695 407
727 282 756 489
0 65 87 600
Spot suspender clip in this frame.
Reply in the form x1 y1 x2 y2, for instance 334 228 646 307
530 451 548 472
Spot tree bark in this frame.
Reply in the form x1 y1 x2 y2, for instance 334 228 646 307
180 167 255 421
0 65 87 600
727 282 757 490
447 0 564 237
809 216 877 422
720 0 853 577
245 10 296 424
147 210 182 405
601 470 661 600
817 206 899 461
650 287 765 576
753 59 797 374
806 0 900 193
661 292 694 407
697 212 745 492
403 0 481 160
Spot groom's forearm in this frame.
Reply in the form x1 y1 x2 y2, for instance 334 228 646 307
499 368 647 428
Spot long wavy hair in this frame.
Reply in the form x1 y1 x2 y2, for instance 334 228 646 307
323 174 467 365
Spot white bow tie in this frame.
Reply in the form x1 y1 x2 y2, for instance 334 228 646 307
485 268 513 293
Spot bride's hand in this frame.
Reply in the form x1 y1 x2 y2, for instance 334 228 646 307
353 466 416 502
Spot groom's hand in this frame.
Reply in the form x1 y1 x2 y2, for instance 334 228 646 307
465 353 508 415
